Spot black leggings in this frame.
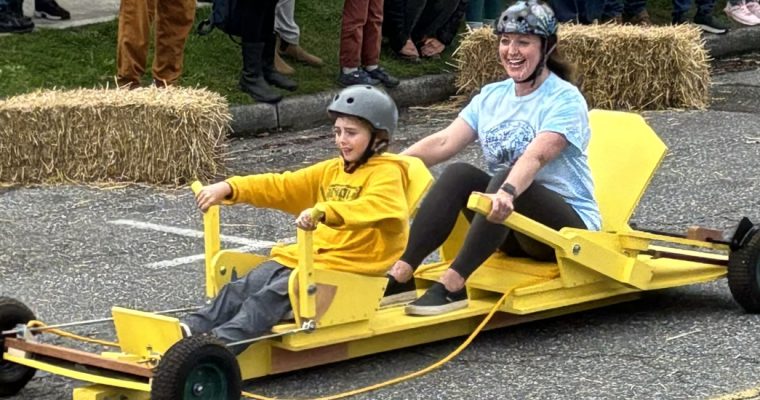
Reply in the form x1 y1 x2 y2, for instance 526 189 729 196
401 162 587 280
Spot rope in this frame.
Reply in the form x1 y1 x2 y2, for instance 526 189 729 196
26 320 120 348
241 291 512 400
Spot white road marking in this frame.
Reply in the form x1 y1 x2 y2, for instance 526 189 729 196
145 244 270 269
109 219 295 268
109 219 275 247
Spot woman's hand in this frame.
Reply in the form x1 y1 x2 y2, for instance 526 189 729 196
195 182 232 212
484 189 515 224
296 208 322 231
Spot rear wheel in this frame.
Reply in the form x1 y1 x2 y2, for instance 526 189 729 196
728 231 760 312
0 297 37 397
151 335 241 400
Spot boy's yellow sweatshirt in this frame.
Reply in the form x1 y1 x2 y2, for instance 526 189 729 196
225 154 410 276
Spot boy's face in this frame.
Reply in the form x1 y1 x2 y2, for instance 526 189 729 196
333 116 373 164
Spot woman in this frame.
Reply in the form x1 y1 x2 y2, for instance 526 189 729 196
383 0 601 316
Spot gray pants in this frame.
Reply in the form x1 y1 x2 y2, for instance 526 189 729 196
183 260 292 355
275 0 300 46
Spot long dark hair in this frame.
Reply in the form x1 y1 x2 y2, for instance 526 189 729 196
545 35 576 85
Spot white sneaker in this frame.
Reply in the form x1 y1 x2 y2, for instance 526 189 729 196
746 1 760 18
724 1 760 25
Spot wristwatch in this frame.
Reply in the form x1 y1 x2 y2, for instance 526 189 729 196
500 182 517 197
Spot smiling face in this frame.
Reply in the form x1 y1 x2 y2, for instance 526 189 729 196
333 115 373 164
498 33 544 83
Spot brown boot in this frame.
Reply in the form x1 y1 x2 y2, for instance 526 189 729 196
280 41 324 67
274 50 295 75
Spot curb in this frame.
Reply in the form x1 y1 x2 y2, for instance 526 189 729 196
229 73 457 137
230 26 760 137
705 25 760 58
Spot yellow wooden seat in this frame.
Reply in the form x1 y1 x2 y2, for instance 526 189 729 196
434 110 668 290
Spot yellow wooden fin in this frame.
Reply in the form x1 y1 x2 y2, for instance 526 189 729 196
587 110 667 232
111 307 182 358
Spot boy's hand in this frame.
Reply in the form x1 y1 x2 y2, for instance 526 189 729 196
196 182 232 212
296 208 322 231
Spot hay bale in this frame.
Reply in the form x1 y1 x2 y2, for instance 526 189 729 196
0 87 230 185
454 24 710 110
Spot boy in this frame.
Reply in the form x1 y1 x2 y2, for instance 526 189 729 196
183 85 410 354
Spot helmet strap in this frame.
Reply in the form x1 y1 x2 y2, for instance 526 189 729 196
343 130 379 173
513 36 556 87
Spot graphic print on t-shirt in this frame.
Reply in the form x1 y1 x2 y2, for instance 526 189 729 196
481 119 536 172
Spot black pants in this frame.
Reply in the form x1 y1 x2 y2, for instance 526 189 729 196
400 162 587 280
383 0 463 52
237 0 278 52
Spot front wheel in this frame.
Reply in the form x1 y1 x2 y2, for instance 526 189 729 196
727 230 760 313
0 297 37 397
151 335 241 400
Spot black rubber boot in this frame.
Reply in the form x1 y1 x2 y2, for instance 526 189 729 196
262 35 298 92
240 42 282 104
0 2 34 34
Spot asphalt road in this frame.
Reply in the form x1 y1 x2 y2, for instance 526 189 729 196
2 67 760 400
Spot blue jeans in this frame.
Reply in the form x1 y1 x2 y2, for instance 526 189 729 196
602 0 647 18
549 0 605 23
672 0 715 20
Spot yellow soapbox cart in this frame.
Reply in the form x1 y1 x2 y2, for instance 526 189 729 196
2 110 759 400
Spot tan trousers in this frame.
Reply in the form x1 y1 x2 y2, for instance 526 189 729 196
116 0 196 86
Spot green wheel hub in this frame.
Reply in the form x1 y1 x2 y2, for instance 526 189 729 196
184 362 228 399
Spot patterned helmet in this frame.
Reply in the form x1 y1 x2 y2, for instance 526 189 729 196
496 0 558 38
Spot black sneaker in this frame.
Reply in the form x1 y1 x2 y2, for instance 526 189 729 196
380 275 417 307
405 282 467 316
337 69 380 87
0 11 34 33
35 0 70 20
365 67 400 88
693 13 729 34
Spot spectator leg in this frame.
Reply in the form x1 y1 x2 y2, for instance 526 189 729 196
275 0 301 46
152 0 195 85
412 0 461 43
361 0 384 67
116 0 152 86
340 0 369 68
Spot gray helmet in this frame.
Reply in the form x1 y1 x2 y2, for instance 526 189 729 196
496 0 558 38
327 85 398 136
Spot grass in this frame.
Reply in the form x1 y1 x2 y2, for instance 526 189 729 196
0 0 739 105
0 1 453 105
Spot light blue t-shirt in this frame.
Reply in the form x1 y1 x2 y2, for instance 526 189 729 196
459 73 601 230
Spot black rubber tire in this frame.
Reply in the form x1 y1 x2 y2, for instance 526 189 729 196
728 231 760 313
0 297 37 397
151 335 241 400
